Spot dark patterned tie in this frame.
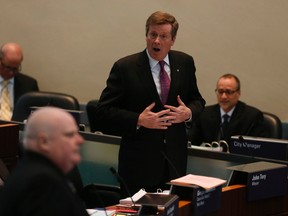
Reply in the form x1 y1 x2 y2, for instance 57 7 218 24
221 114 230 140
159 61 170 104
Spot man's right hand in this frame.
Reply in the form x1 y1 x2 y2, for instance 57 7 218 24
137 102 176 129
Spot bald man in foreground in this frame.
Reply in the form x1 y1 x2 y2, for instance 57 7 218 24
0 107 89 216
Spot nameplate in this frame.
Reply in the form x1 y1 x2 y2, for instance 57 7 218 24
227 161 288 201
170 184 222 216
192 186 222 216
230 136 288 160
136 193 179 216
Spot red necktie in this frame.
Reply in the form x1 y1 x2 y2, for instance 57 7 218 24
159 61 170 104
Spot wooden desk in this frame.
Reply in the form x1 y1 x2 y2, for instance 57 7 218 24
179 184 288 216
0 123 19 171
178 200 192 216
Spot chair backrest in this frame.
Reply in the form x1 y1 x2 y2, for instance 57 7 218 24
86 99 99 133
67 166 121 208
82 183 121 208
263 112 282 139
12 91 80 122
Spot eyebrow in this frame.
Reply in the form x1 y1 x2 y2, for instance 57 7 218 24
62 131 78 137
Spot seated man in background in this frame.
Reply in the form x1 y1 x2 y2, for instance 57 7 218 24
0 42 39 120
0 107 89 216
189 73 266 148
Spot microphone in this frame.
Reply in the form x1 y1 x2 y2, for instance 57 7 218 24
217 122 231 152
218 140 230 153
109 167 136 208
238 135 244 143
47 99 53 106
160 151 180 178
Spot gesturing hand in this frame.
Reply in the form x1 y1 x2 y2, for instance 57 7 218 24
137 102 176 129
164 95 192 124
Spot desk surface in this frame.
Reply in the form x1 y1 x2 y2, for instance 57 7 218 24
3 120 288 188
179 184 288 216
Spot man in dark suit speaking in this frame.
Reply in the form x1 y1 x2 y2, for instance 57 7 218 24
94 11 205 196
0 42 39 120
189 73 266 147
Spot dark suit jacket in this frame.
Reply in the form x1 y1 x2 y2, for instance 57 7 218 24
94 50 205 194
0 151 89 216
14 72 39 105
189 101 266 146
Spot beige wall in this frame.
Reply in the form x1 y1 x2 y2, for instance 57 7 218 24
1 0 288 120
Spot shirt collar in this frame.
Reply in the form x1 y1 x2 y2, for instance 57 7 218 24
220 106 235 117
146 49 170 69
0 76 14 85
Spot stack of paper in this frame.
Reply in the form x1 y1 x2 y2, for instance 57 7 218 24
170 174 226 190
119 188 147 205
86 209 115 216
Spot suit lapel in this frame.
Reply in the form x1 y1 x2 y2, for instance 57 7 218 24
135 51 162 103
13 75 20 105
229 102 244 129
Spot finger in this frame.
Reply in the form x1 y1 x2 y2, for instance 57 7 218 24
157 109 171 117
159 121 172 128
177 95 185 106
159 114 176 121
145 102 156 111
164 105 178 113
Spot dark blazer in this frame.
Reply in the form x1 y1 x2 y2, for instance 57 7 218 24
94 50 205 194
0 151 89 216
0 159 9 190
189 101 266 146
14 72 39 105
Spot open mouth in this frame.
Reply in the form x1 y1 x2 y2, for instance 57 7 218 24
153 48 160 52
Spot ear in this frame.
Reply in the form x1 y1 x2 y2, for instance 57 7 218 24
37 133 50 152
171 36 176 45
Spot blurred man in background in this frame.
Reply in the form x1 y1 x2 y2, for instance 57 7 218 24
0 42 39 120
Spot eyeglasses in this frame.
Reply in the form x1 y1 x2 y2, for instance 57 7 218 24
0 60 22 74
147 32 171 41
215 89 238 96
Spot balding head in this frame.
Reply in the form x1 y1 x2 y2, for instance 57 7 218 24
0 43 23 62
23 107 84 173
0 43 23 80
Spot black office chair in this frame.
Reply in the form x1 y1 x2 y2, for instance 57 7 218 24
82 183 121 208
11 91 82 157
262 112 282 139
86 99 99 133
67 166 121 208
12 91 80 122
86 99 122 135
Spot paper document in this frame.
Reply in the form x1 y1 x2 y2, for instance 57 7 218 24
119 188 146 205
86 209 115 216
170 174 226 190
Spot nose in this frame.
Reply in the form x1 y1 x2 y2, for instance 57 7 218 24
220 92 228 98
77 133 84 145
153 36 162 43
